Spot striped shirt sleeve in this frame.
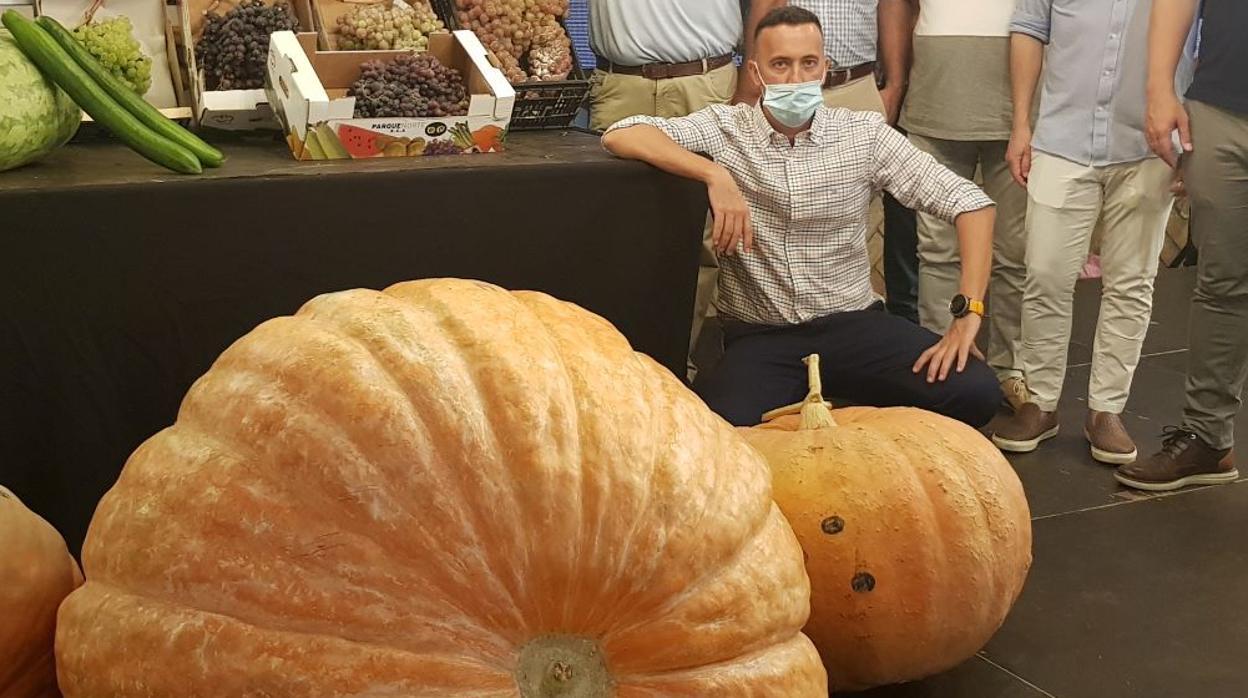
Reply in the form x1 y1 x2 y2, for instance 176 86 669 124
603 105 731 158
869 117 995 222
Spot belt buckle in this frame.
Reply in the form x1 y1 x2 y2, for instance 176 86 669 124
825 66 852 87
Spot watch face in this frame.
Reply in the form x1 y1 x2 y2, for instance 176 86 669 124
950 295 968 316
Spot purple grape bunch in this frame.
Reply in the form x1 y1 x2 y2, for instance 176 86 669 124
349 53 469 119
196 0 299 90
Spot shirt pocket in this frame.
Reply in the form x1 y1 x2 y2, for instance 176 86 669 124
790 149 871 225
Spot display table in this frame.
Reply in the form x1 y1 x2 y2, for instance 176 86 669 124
0 130 709 552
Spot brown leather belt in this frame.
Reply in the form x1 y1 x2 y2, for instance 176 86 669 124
596 54 735 80
824 62 877 88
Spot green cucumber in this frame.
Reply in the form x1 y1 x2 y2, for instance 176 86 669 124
36 15 224 168
1 10 201 174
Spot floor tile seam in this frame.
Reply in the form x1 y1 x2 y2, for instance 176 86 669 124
1030 480 1248 522
975 653 1061 698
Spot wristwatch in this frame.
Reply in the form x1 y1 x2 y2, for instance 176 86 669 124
949 294 985 319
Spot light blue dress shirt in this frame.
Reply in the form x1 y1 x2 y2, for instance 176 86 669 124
1011 0 1156 166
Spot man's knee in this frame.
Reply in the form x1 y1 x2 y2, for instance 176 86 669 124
942 361 1002 427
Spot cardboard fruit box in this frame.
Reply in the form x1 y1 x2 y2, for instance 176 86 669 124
36 0 192 120
265 30 514 160
180 0 315 130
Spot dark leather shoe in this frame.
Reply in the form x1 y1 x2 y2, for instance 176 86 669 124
1085 410 1137 465
991 402 1059 453
1115 427 1239 492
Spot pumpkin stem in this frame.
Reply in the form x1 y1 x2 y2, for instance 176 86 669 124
760 354 838 429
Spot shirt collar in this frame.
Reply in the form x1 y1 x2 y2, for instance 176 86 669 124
750 103 826 147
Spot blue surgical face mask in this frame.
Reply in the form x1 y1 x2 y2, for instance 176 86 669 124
754 64 823 128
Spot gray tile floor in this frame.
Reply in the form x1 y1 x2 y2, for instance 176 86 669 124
697 268 1248 697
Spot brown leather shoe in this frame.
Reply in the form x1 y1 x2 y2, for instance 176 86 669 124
991 403 1059 453
1115 427 1239 492
1084 411 1137 465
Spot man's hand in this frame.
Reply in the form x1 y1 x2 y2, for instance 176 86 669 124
879 83 904 126
913 315 985 383
1006 125 1033 187
1146 90 1192 168
707 166 754 255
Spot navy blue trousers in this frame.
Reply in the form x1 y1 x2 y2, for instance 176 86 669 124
695 304 1001 427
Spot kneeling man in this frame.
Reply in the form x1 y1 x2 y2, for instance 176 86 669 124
603 6 1002 427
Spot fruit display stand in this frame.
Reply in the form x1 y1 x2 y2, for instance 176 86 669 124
0 128 709 555
267 29 513 159
179 0 313 129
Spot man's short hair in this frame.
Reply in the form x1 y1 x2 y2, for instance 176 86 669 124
754 6 823 40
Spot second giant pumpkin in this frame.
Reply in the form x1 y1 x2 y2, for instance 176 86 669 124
55 279 826 697
741 355 1032 691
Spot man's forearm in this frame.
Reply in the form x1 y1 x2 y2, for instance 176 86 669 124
878 0 916 88
1009 34 1043 130
1148 0 1198 99
955 207 994 300
602 125 723 184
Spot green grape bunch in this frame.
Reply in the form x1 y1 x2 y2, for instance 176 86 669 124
335 1 445 52
73 16 153 96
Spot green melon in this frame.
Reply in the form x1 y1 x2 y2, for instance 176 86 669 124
0 27 81 173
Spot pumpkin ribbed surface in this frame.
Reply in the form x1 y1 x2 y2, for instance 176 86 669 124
744 397 1032 691
1 485 83 698
55 279 826 697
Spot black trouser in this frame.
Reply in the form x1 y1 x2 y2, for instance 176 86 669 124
695 304 1001 427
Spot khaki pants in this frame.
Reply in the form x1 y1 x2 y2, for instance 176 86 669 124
1182 100 1248 450
909 135 1027 381
1021 152 1174 413
589 63 738 381
821 75 886 114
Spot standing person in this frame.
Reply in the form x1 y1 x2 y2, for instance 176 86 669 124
1116 0 1245 491
901 0 1029 411
992 0 1177 465
587 0 744 383
602 7 1002 429
740 0 922 324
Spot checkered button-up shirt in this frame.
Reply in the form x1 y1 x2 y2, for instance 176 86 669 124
607 104 994 326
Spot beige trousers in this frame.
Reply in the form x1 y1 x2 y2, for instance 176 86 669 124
589 64 738 381
821 75 886 113
1021 152 1174 413
910 135 1027 381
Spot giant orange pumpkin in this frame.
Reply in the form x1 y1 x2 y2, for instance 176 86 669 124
55 279 827 697
1 485 83 698
741 355 1032 692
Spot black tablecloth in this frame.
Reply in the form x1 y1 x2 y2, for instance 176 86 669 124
0 131 708 553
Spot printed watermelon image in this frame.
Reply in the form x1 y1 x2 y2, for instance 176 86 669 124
0 28 81 172
336 123 386 158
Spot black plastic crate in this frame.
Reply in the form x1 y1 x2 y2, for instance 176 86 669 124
430 0 590 130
